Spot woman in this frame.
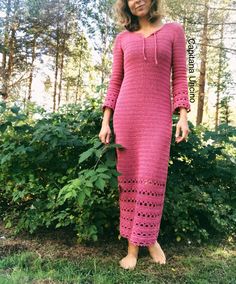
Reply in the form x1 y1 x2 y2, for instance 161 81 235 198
99 0 191 270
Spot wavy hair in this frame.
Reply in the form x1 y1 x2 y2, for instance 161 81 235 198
112 0 165 32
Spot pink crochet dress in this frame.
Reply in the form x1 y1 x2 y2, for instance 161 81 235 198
101 22 191 246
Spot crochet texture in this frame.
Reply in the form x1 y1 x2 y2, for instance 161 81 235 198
101 22 191 246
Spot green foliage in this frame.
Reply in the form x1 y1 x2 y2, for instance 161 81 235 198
0 101 235 244
0 100 121 243
163 118 236 243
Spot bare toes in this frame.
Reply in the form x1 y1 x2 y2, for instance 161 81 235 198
119 254 137 270
148 242 166 264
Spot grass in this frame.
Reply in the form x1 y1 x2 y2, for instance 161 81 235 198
0 225 236 283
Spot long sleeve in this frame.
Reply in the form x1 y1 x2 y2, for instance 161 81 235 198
171 23 191 115
101 33 124 113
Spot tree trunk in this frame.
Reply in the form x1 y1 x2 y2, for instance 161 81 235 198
75 39 82 104
196 0 209 126
7 26 16 78
2 0 11 70
100 11 109 99
28 34 37 101
58 20 68 110
53 20 60 112
75 51 82 104
214 21 224 131
1 0 11 99
65 80 70 102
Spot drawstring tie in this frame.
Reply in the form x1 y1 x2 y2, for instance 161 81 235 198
142 37 147 61
154 33 158 65
142 32 159 65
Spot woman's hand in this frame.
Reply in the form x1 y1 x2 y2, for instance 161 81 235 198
99 122 112 145
175 108 190 143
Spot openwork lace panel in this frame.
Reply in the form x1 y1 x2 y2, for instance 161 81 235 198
118 177 166 246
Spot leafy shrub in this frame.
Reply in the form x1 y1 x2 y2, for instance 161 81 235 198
163 120 236 243
0 100 121 242
0 100 235 244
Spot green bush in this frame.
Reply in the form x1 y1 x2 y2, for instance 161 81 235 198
0 100 121 242
0 100 235 244
163 120 236 243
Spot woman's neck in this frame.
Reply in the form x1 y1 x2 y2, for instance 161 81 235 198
138 18 163 31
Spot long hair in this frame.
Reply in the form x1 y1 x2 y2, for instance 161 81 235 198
113 0 164 32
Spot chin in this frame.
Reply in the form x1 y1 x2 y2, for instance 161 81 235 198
136 12 148 17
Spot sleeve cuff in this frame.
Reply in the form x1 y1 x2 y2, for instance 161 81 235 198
172 91 191 115
101 102 115 113
101 92 118 112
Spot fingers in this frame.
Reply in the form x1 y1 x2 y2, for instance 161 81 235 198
175 135 186 143
105 132 111 144
98 129 112 145
99 134 110 144
175 124 184 143
175 123 181 139
175 126 190 144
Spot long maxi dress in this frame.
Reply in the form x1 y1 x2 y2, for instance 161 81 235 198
101 22 191 246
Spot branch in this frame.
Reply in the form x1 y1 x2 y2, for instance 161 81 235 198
9 72 30 88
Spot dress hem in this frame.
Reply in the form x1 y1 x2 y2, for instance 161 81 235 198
119 232 159 247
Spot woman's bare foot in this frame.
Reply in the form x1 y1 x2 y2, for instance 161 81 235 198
119 240 139 270
148 241 166 264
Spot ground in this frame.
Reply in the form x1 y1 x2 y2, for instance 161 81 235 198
0 222 236 283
